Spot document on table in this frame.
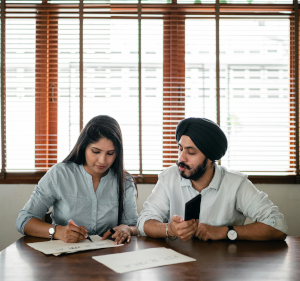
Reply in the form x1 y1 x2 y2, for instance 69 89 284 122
27 235 122 256
92 247 196 273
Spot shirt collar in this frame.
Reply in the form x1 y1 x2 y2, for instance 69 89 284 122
180 162 221 191
207 162 221 191
80 164 112 181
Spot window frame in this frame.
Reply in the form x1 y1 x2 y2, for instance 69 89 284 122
0 0 299 184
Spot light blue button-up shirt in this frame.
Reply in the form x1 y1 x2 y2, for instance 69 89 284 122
137 163 288 236
16 162 138 236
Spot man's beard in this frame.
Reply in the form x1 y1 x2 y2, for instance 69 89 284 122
176 157 208 181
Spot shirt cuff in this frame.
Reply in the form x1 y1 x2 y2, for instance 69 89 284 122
260 214 288 234
16 216 35 235
137 214 164 236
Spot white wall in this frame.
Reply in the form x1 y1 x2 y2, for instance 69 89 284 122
1 183 299 252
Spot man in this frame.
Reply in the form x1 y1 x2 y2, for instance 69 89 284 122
137 117 288 241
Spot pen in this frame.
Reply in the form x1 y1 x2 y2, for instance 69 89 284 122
68 219 93 242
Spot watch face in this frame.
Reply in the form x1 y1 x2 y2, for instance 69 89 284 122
228 230 237 240
49 227 55 235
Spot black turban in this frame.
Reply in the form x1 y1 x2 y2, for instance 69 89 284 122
175 117 228 161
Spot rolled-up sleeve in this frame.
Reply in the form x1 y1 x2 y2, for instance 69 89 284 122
236 179 288 234
137 179 170 236
121 177 138 226
16 170 57 235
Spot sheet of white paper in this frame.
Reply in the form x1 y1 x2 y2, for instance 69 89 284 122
92 247 196 273
27 235 122 255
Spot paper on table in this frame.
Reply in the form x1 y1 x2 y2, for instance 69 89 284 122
92 247 196 273
27 235 123 256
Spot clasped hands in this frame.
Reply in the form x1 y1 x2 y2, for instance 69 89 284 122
167 215 228 241
102 224 133 244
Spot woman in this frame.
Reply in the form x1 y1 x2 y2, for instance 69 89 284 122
16 115 138 244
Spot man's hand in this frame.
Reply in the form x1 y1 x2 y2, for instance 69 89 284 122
195 223 228 241
168 215 198 241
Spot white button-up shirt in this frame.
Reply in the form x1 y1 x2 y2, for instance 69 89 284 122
137 163 288 236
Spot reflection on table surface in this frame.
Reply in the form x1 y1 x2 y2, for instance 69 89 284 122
0 235 298 281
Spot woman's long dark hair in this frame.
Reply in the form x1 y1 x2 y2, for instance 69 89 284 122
63 115 131 225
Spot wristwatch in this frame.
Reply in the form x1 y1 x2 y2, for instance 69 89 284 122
227 226 237 241
49 224 58 240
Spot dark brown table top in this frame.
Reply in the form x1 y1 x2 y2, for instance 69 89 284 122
0 235 299 281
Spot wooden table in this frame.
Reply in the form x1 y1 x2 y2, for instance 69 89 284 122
0 236 299 281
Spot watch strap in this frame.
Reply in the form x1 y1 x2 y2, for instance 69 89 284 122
228 226 234 232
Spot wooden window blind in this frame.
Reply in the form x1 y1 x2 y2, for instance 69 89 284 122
0 0 299 184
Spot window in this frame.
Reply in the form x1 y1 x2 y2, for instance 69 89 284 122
0 0 299 183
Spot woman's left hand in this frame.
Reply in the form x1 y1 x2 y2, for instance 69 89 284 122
102 224 133 244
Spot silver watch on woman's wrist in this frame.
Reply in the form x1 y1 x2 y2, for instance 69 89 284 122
166 222 178 241
49 224 57 240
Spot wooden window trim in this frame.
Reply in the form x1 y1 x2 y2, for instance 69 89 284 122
0 1 299 184
1 0 6 177
35 1 58 170
163 1 185 169
0 173 297 184
135 174 300 184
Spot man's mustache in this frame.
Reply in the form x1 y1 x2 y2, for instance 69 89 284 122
176 161 193 170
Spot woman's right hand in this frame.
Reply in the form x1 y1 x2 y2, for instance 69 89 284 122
55 224 88 243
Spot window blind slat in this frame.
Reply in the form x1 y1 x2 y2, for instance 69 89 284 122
0 1 298 177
